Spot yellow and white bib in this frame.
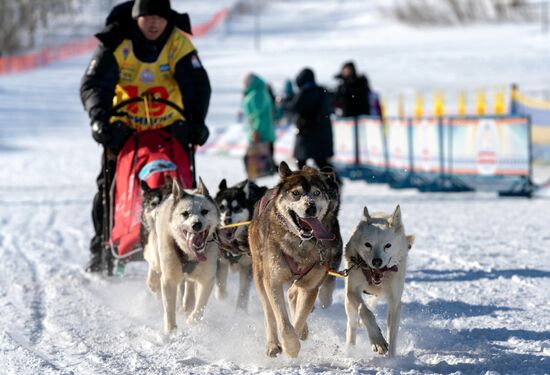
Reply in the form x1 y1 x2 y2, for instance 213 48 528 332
112 28 195 131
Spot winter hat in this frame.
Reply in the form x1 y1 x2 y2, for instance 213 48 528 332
296 68 315 89
132 0 171 19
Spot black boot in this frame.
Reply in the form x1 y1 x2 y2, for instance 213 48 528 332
86 231 104 273
85 251 103 273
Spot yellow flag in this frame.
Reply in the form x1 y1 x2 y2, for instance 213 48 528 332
494 88 506 115
476 90 487 115
434 91 445 117
458 91 466 116
415 93 424 117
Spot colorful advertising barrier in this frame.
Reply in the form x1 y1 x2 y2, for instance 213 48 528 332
332 115 533 195
358 117 386 170
332 117 356 166
511 93 550 162
447 116 531 191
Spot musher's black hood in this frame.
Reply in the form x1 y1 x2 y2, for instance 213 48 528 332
95 0 192 49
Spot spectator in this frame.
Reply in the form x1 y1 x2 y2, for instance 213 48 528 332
334 61 382 118
286 67 336 172
275 79 295 125
242 73 277 173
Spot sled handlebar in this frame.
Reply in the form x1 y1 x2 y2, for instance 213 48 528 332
107 96 186 124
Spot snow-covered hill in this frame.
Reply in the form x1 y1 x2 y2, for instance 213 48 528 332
1 1 549 374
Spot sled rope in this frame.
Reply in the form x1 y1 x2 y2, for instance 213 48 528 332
143 95 152 127
322 262 351 279
219 221 251 229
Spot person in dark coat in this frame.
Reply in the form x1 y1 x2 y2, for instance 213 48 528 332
333 61 372 117
80 0 211 273
286 68 335 171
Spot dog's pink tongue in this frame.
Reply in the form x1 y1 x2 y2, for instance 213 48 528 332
300 218 335 240
187 232 208 262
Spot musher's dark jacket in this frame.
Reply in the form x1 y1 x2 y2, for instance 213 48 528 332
80 2 211 127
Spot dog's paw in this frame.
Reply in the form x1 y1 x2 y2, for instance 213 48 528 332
146 272 160 294
163 324 177 335
318 287 333 309
266 342 282 357
186 313 203 325
369 334 389 355
299 323 309 341
282 331 301 358
215 287 228 301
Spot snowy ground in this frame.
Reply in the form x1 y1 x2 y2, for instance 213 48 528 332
1 1 549 374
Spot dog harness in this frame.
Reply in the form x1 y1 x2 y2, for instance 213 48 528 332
282 252 317 281
173 240 199 274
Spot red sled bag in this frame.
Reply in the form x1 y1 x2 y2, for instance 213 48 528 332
110 131 193 257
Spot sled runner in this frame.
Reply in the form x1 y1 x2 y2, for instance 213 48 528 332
101 97 196 275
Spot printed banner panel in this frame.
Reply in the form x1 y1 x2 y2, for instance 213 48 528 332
199 124 247 157
411 118 441 174
199 123 294 161
450 117 530 177
358 116 385 168
386 118 410 172
332 118 356 164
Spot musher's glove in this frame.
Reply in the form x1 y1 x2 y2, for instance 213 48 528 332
90 108 110 145
91 120 111 145
170 120 189 146
109 121 135 153
190 123 210 146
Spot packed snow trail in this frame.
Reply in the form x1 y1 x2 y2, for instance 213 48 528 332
1 1 550 373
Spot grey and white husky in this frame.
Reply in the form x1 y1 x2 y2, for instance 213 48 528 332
144 178 220 333
249 162 341 358
344 205 414 357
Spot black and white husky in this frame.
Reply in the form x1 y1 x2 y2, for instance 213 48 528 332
214 179 266 310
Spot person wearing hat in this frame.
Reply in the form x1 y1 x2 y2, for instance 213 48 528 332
285 67 336 173
333 61 373 118
80 0 211 273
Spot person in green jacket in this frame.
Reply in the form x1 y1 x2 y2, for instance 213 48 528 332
242 73 277 173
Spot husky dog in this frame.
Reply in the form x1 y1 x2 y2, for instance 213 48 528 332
144 178 220 333
344 205 414 357
214 179 267 310
140 177 172 252
317 167 343 309
249 162 341 358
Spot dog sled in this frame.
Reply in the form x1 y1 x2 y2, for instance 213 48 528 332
101 97 196 275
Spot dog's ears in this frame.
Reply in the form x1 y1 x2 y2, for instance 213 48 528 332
141 180 152 193
363 206 372 223
218 178 227 192
172 178 184 201
160 175 173 196
278 161 292 179
321 166 337 182
196 177 211 197
389 205 403 229
243 180 251 199
406 234 415 251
